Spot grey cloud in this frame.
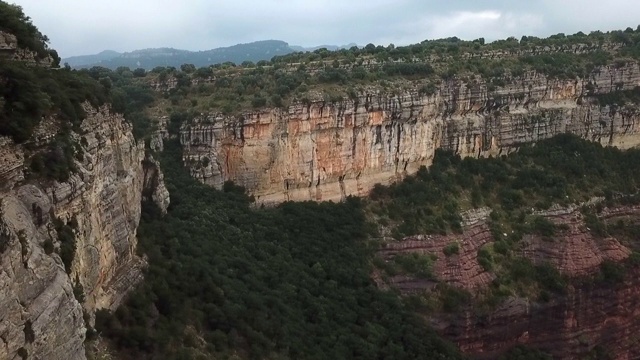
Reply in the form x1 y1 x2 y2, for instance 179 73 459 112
10 0 640 57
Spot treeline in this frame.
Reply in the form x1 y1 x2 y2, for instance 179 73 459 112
138 26 640 116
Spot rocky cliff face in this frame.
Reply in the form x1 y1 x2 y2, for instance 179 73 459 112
0 106 168 360
180 63 640 205
378 204 640 359
0 31 53 66
439 280 640 360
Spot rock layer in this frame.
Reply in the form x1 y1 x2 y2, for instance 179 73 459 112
0 31 53 66
437 273 640 360
0 106 167 360
379 224 495 293
380 204 640 359
181 63 640 205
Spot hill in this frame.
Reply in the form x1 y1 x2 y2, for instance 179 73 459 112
62 49 121 67
289 42 359 52
64 40 296 70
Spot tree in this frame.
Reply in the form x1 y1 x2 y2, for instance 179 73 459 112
132 68 146 77
180 63 196 73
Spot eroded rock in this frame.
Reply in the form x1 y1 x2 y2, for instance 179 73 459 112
0 105 168 360
180 63 640 205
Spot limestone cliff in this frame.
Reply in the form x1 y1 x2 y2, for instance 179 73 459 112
180 63 640 205
0 31 53 66
0 106 168 360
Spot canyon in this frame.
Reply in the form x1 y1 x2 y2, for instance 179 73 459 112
4 4 640 357
180 62 640 205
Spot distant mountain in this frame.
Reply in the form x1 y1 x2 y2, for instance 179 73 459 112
290 43 359 52
63 41 363 70
63 40 297 70
63 50 122 67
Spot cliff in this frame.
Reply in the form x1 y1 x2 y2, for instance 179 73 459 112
378 203 640 359
0 31 53 66
180 62 640 205
0 106 168 360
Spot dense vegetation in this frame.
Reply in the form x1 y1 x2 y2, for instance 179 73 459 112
135 26 640 115
0 3 120 183
370 134 640 310
0 3 59 62
370 134 640 238
0 61 111 142
96 140 462 360
0 2 160 181
94 132 640 359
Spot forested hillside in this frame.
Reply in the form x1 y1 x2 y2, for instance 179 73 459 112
94 139 463 360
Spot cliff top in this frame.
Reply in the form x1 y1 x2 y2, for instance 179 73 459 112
134 26 640 116
0 1 123 184
0 2 59 63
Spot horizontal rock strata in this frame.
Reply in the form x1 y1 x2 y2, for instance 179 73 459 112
181 63 640 205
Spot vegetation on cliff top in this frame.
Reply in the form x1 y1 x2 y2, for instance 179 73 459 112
0 2 158 182
0 2 119 183
0 2 59 61
133 25 640 115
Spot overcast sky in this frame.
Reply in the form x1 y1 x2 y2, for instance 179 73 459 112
10 0 640 57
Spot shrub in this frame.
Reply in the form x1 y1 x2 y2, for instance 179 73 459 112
443 242 460 256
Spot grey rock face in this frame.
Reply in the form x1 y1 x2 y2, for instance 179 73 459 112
143 155 171 214
0 105 169 360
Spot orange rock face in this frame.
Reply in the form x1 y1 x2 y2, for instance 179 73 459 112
181 63 640 205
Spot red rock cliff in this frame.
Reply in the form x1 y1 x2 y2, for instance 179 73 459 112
379 205 640 359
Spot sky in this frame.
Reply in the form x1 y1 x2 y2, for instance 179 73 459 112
9 0 640 58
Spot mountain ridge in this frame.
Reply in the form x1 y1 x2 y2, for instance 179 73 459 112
63 40 360 70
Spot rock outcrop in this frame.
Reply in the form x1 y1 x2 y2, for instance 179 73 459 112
143 155 170 214
436 271 640 360
0 106 168 360
180 63 640 205
379 224 495 293
0 31 53 66
379 204 640 359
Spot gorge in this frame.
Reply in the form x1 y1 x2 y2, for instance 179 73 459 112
4 2 640 359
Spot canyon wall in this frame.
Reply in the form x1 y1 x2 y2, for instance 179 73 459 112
378 204 640 359
180 63 640 205
0 106 168 360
